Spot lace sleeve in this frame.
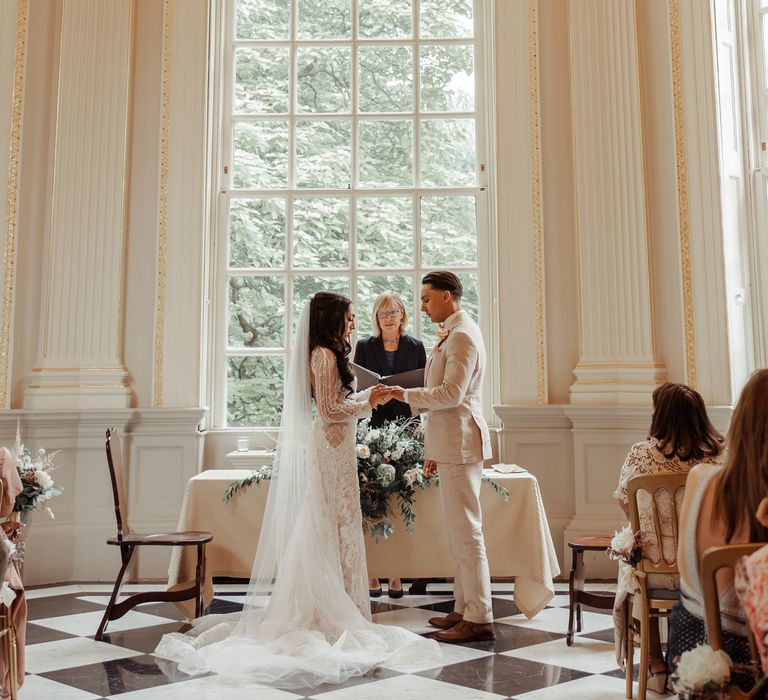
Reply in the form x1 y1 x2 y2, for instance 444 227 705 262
311 348 372 423
613 441 652 504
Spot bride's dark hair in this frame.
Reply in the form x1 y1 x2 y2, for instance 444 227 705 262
309 291 355 396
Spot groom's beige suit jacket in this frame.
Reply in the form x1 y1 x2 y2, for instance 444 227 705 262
404 309 491 464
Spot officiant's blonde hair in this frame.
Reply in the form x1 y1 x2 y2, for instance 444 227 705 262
371 291 408 337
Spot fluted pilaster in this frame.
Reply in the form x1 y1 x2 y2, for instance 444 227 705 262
569 0 665 403
25 0 133 409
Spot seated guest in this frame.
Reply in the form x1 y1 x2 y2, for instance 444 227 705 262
735 497 768 675
669 368 768 691
354 291 426 599
612 383 725 692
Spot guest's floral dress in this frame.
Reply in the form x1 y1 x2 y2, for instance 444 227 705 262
735 544 768 674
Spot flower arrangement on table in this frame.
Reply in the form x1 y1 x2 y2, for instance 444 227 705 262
671 644 733 699
12 442 63 524
223 417 509 542
606 524 644 567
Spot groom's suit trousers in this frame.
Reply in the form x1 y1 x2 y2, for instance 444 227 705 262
437 460 493 624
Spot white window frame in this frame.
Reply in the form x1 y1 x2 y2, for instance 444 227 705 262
204 0 498 434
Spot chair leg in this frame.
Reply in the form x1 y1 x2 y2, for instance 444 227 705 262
638 604 649 700
567 548 582 646
194 543 206 619
96 544 134 641
625 597 634 699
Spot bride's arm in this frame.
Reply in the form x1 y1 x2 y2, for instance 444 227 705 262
312 347 372 423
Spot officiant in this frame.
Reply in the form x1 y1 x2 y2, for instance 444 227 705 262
354 290 427 599
354 291 427 429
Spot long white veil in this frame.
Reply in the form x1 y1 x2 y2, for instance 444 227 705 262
156 301 440 689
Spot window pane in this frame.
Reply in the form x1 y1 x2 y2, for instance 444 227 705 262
292 275 350 324
297 47 352 113
421 272 479 338
227 356 284 427
236 0 289 40
359 121 413 187
421 196 476 266
359 0 412 38
298 0 351 40
356 197 413 268
234 121 289 189
420 0 473 38
420 119 476 187
764 14 768 89
230 198 286 268
420 45 474 112
228 276 285 348
359 46 413 113
234 48 290 114
293 198 350 267
296 121 352 188
355 275 415 337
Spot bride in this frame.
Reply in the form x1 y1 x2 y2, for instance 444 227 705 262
155 291 440 688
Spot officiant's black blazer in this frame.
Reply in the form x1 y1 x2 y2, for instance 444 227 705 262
353 334 427 427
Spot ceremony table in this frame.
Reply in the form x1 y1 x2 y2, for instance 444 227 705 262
167 468 560 620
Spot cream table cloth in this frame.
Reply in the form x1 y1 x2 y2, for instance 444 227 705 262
167 468 560 619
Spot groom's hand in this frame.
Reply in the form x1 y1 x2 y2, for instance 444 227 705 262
386 386 405 402
423 459 437 478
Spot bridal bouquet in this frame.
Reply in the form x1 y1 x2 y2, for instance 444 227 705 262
606 525 643 567
356 417 509 541
671 644 732 699
356 418 433 540
12 431 63 523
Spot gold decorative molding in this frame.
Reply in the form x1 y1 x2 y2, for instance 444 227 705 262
529 0 546 404
0 0 28 410
669 0 697 387
153 0 174 408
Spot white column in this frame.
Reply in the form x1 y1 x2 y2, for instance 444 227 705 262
569 0 665 403
24 0 133 409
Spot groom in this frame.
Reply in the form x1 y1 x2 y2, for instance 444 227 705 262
386 271 494 642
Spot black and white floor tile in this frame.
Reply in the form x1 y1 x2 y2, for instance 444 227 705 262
18 581 666 699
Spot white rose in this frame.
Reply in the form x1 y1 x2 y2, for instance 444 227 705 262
356 444 370 459
403 468 418 487
367 429 381 442
610 525 636 555
673 644 731 692
35 469 54 491
391 445 405 461
377 464 396 487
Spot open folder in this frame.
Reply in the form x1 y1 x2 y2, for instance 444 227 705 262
351 363 425 392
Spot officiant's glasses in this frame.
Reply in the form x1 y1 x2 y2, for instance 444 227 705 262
376 310 401 318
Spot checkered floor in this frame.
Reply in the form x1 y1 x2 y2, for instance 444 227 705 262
19 581 667 699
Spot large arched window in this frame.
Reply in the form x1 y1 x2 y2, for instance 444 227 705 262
209 0 492 428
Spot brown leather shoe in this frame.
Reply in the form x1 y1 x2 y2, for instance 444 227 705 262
428 611 463 629
434 620 496 643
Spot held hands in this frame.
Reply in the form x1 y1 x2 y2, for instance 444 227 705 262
368 385 406 407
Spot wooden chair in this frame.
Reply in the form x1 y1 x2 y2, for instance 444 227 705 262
566 534 615 645
96 428 213 640
0 479 18 700
625 471 687 700
701 543 765 699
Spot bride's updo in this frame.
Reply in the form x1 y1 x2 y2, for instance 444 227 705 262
309 291 356 395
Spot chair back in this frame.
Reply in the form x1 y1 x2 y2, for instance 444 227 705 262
105 428 129 539
701 543 763 670
627 471 688 575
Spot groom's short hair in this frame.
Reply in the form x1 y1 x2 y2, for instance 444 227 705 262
422 271 463 300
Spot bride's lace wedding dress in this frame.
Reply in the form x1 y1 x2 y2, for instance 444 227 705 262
155 304 439 689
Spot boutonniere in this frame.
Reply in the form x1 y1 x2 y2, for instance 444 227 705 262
436 326 451 350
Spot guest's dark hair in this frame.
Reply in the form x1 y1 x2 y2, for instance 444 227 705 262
649 383 724 462
422 271 463 299
309 291 355 395
712 369 768 543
